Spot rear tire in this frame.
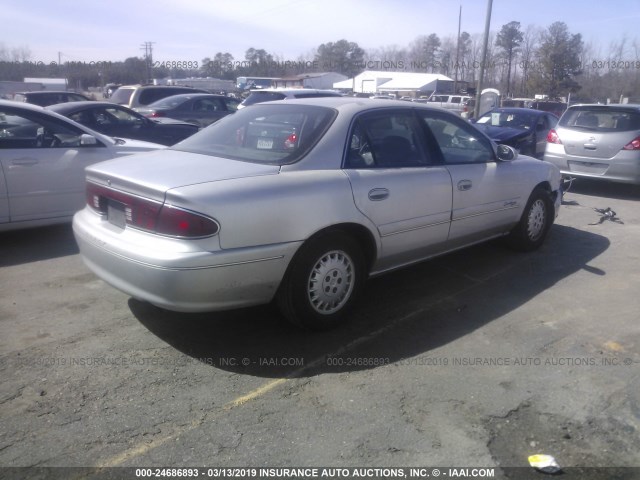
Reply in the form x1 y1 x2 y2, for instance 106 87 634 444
507 186 553 251
277 232 365 330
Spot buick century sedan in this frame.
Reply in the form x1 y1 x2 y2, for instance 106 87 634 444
73 98 562 329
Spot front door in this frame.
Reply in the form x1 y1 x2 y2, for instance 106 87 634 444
417 109 525 247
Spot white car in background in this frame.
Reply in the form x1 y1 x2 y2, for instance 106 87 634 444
0 100 164 231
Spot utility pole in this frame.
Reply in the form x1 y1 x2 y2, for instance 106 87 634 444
140 41 155 83
454 5 462 94
474 0 493 119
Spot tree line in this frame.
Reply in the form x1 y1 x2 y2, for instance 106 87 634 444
2 21 639 102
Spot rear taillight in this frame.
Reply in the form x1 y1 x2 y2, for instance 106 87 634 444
547 129 562 144
622 136 640 150
156 205 219 237
85 182 218 238
284 132 297 149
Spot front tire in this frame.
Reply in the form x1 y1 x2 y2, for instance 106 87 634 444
507 187 553 251
277 232 365 330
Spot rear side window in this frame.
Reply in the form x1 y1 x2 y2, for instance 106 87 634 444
560 107 640 132
345 111 430 168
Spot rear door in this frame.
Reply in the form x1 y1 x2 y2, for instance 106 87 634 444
0 106 114 222
343 109 452 272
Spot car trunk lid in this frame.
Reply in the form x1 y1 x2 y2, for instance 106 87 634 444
85 149 280 202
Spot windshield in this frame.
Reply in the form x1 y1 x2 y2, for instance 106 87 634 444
172 104 336 165
559 106 640 132
476 110 536 129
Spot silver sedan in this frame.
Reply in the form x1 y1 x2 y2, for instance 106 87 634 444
73 98 562 329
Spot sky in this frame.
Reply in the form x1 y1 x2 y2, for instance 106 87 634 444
2 0 640 65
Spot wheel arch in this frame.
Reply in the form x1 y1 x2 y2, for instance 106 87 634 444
300 222 378 273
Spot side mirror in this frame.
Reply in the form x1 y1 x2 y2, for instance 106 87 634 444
496 144 518 161
80 134 98 146
469 118 477 124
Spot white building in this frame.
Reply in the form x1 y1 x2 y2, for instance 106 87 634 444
23 78 68 91
272 72 348 90
334 71 456 97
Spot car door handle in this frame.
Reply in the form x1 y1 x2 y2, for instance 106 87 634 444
368 188 389 201
457 180 472 191
12 158 39 166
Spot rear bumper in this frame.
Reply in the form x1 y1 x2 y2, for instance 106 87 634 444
73 208 300 312
544 149 640 185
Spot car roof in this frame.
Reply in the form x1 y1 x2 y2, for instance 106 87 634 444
115 84 205 90
484 107 547 115
255 96 455 115
15 91 85 95
248 88 341 94
151 93 227 100
566 103 640 110
46 101 130 112
1 98 53 111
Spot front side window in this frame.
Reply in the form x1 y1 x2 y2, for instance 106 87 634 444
345 111 429 168
173 104 336 165
419 111 495 164
0 108 89 148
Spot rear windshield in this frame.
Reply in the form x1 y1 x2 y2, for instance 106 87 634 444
559 106 640 132
110 87 135 105
241 92 287 106
173 104 336 165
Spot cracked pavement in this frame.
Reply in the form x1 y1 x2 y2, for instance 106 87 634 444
1 179 639 478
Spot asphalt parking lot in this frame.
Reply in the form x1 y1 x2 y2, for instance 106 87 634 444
1 179 639 479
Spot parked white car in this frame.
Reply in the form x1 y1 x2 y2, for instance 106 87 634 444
73 98 562 330
0 100 164 231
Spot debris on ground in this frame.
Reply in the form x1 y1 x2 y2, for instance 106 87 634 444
589 207 624 225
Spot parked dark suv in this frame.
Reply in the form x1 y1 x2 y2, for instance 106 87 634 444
13 91 91 107
109 85 209 110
